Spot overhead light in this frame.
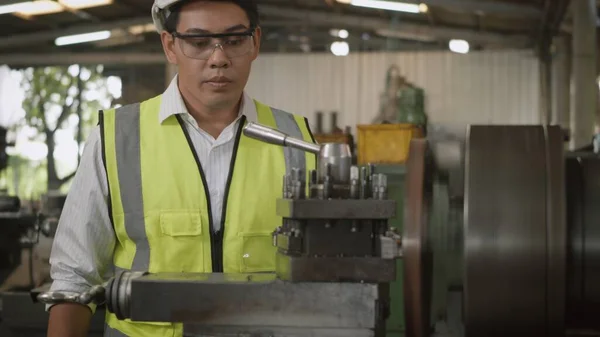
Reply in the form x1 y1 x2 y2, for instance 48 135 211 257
55 30 111 46
449 39 469 54
337 0 428 14
16 0 62 15
329 28 349 39
330 41 349 56
0 0 113 16
0 1 63 15
0 2 31 15
58 0 113 9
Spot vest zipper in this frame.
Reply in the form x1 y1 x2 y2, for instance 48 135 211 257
176 115 246 273
215 116 246 272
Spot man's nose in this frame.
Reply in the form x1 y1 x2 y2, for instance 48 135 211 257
208 45 230 68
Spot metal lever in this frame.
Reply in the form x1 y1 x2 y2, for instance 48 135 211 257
37 284 107 305
243 122 321 154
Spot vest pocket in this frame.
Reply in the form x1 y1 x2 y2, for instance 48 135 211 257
238 232 277 273
154 210 205 273
159 210 202 236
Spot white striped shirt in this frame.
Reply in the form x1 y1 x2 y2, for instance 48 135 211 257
47 75 258 312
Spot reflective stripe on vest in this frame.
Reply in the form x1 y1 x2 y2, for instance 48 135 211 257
103 324 126 337
100 95 316 337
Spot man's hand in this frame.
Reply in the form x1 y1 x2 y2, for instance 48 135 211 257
47 303 92 337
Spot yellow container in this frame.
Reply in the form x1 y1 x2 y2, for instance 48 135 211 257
357 124 424 164
314 133 352 145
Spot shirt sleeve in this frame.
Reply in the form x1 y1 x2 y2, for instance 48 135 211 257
46 125 115 314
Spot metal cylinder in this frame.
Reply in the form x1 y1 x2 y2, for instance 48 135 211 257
404 125 578 337
463 125 565 337
243 122 353 185
106 270 146 320
330 111 338 133
318 143 352 184
316 111 323 134
243 122 321 154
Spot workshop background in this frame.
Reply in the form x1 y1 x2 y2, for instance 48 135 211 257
0 0 596 336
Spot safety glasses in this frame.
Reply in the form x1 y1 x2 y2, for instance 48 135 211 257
171 28 256 60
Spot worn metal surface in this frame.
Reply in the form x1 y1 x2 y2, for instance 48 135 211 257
565 154 585 331
465 125 546 337
276 199 396 219
464 125 565 337
275 254 396 282
565 154 600 332
123 273 384 330
545 126 567 337
403 139 432 337
277 219 375 256
579 160 600 329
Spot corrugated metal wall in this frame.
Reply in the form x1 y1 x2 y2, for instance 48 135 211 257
246 49 541 133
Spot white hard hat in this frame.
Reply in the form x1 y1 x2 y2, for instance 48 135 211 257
151 0 182 33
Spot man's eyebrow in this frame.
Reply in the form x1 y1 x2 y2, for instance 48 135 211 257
185 24 249 34
224 24 249 32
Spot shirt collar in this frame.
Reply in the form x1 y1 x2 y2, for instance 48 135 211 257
158 74 258 124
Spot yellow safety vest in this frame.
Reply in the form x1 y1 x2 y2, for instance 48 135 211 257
99 94 316 337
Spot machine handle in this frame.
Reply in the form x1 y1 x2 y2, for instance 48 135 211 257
37 284 106 305
243 122 321 154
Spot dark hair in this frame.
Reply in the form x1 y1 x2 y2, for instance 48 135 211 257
163 0 260 33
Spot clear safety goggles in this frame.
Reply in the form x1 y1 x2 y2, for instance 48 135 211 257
171 28 256 60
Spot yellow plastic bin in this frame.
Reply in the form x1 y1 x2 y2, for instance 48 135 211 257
314 133 352 145
357 124 424 165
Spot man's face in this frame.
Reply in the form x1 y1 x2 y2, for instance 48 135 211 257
161 1 261 111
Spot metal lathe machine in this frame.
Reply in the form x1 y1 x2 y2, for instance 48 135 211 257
34 122 600 337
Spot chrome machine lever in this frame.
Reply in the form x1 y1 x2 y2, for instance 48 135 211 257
37 283 107 306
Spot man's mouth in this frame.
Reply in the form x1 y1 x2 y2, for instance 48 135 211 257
205 76 232 88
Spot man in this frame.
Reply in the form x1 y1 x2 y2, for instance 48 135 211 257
46 1 316 336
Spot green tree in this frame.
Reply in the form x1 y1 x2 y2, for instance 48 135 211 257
17 65 112 192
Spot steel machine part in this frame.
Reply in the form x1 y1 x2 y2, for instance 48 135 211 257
37 122 401 337
244 121 352 185
403 139 432 337
463 126 565 337
564 152 600 333
404 124 600 337
243 122 400 283
37 271 389 337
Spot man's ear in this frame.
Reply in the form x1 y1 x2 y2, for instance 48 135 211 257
161 31 178 64
251 26 262 60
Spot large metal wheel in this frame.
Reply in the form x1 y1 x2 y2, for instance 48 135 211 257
463 125 566 337
403 139 433 337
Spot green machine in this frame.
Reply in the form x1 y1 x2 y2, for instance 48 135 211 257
373 164 407 337
373 65 428 127
372 143 465 337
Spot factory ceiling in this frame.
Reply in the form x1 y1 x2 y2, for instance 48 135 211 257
0 0 574 67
